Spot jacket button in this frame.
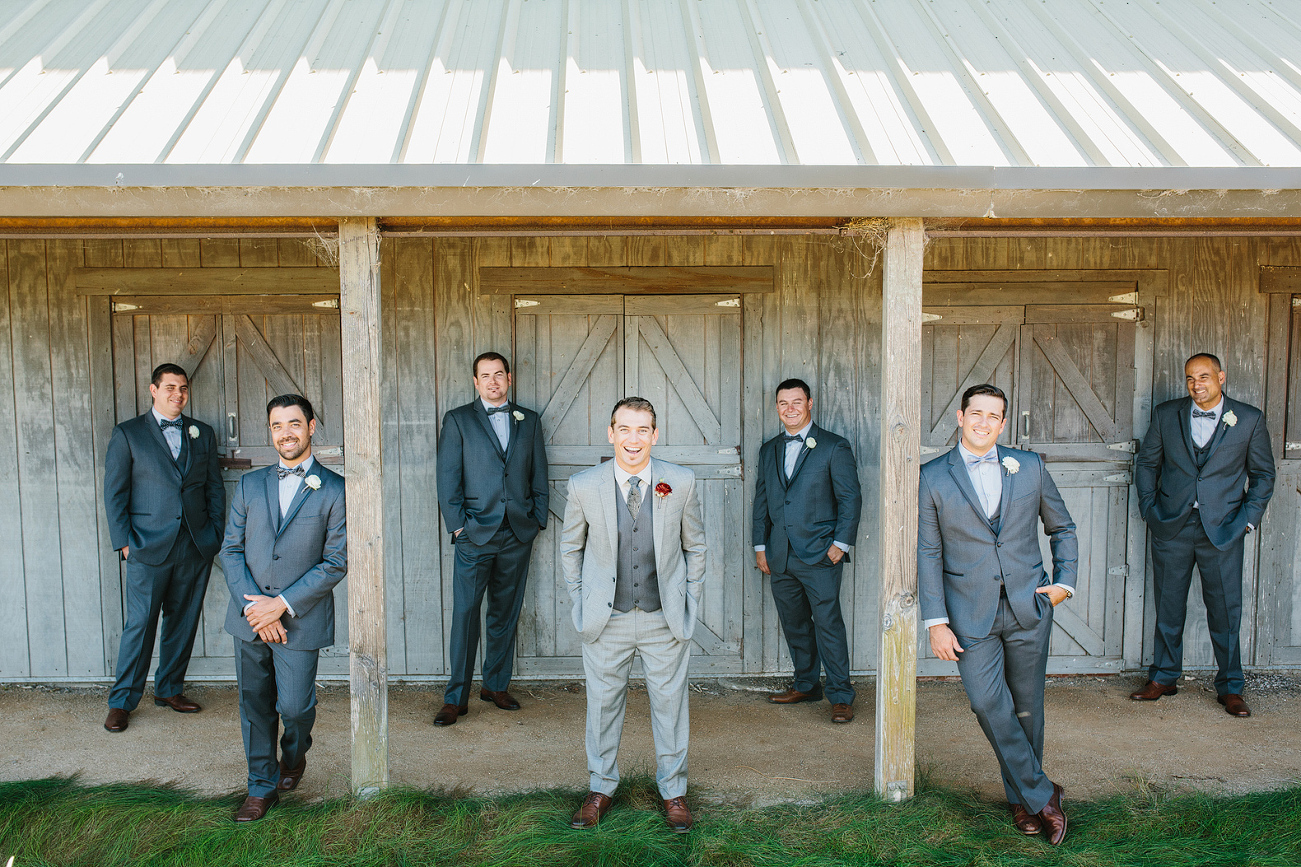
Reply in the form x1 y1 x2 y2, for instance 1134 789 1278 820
785 499 791 505
500 498 506 503
273 555 280 560
608 602 612 608
264 586 271 591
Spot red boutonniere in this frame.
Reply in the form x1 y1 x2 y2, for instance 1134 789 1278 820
654 481 672 499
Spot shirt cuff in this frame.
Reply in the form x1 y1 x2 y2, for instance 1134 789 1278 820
833 541 850 552
754 545 765 552
923 617 950 629
1051 583 1074 599
278 595 296 618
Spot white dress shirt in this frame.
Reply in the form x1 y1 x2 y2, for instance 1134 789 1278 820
152 407 183 459
483 398 511 450
613 461 649 507
1190 398 1222 449
755 422 849 555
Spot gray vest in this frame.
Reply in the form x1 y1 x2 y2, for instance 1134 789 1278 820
613 479 660 613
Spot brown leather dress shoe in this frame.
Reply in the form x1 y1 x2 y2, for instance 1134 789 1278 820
433 703 469 726
1036 783 1067 846
104 708 129 733
570 792 613 829
1010 803 1042 836
830 703 854 723
480 688 521 710
768 685 823 704
278 759 306 791
1218 693 1251 717
235 792 279 823
663 796 693 833
154 694 201 713
1129 680 1177 701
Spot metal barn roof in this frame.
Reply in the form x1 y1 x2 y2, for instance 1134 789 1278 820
2 0 1301 219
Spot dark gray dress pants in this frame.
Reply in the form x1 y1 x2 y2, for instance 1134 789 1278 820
108 529 211 710
953 591 1056 814
235 636 320 798
1148 514 1245 696
444 523 533 707
769 556 855 705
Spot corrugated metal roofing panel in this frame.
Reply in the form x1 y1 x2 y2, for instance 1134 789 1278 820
2 0 1300 168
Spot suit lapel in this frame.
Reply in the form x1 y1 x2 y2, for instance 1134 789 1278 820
994 446 1014 536
1177 397 1197 466
474 401 507 460
947 447 995 533
786 425 817 486
598 461 619 560
264 468 282 534
178 417 193 476
502 404 520 464
649 459 667 560
774 440 789 489
144 412 183 478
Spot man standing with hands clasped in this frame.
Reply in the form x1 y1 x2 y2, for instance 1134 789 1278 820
1131 353 1274 717
221 394 347 822
919 384 1077 845
435 352 549 726
103 362 223 733
752 378 862 723
561 397 707 833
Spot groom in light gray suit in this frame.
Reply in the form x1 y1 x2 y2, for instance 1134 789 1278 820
919 384 1077 845
561 397 707 834
221 394 347 823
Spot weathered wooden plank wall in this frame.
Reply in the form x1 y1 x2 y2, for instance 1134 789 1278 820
0 233 1298 680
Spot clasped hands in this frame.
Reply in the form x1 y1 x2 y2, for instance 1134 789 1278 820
243 594 289 644
928 585 1070 662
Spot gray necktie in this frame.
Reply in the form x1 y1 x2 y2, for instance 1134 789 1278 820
627 476 642 523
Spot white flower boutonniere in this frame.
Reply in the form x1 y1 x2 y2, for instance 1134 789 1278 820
512 410 525 422
1223 410 1238 428
188 425 199 440
1002 456 1020 475
804 436 817 449
305 475 322 491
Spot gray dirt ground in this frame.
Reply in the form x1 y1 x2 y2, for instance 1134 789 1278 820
3 673 1298 807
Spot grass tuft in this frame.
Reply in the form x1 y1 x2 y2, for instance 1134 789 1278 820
0 776 1298 866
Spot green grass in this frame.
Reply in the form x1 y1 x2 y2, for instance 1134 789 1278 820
0 775 1297 867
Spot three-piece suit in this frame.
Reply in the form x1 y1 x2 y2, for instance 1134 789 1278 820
103 409 223 711
436 399 549 708
752 423 862 704
918 445 1077 814
221 457 347 798
560 458 707 799
1135 396 1274 696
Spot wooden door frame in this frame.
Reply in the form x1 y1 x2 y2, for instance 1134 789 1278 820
924 269 1168 672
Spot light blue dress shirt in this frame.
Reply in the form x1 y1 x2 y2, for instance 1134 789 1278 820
151 407 183 459
483 398 511 450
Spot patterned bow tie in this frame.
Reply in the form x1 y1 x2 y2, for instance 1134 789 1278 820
782 433 805 443
277 465 306 480
1192 408 1217 419
966 451 999 468
159 418 183 430
486 405 511 415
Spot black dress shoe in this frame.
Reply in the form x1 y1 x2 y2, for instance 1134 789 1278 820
433 703 469 726
104 708 129 733
278 759 306 791
480 688 521 710
235 792 279 822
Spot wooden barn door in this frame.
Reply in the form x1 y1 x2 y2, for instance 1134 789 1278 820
513 294 745 675
919 295 1149 674
109 295 346 676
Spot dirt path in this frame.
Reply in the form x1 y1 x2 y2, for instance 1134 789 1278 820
4 674 1298 806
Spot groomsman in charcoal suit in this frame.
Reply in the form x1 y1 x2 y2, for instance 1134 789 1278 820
919 384 1077 845
221 394 347 822
103 362 223 733
435 352 549 726
752 378 862 723
1131 353 1275 717
561 397 707 833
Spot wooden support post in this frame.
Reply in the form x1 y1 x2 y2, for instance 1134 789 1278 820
875 218 925 802
338 217 388 796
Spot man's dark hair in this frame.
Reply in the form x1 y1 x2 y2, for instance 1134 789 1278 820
775 378 812 401
960 383 1008 416
150 363 188 387
610 396 657 429
267 393 315 424
1186 352 1222 372
473 351 511 377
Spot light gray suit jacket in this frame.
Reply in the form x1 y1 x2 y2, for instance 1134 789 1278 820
918 446 1078 639
221 462 348 651
560 458 707 644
